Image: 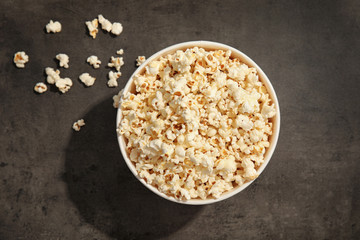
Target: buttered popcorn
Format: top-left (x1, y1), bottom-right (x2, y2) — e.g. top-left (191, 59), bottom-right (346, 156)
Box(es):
top-left (117, 47), bottom-right (276, 200)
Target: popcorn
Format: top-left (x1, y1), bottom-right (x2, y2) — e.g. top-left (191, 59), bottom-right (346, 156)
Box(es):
top-left (108, 56), bottom-right (124, 71)
top-left (111, 22), bottom-right (123, 35)
top-left (56, 53), bottom-right (69, 68)
top-left (45, 67), bottom-right (72, 93)
top-left (72, 119), bottom-right (85, 131)
top-left (85, 19), bottom-right (99, 39)
top-left (79, 73), bottom-right (96, 87)
top-left (87, 55), bottom-right (101, 68)
top-left (45, 67), bottom-right (61, 84)
top-left (118, 47), bottom-right (276, 200)
top-left (98, 14), bottom-right (112, 32)
top-left (34, 82), bottom-right (47, 93)
top-left (13, 51), bottom-right (29, 68)
top-left (45, 20), bottom-right (61, 33)
top-left (136, 56), bottom-right (146, 66)
top-left (107, 71), bottom-right (121, 87)
top-left (56, 77), bottom-right (73, 93)
top-left (116, 49), bottom-right (124, 55)
top-left (113, 89), bottom-right (124, 108)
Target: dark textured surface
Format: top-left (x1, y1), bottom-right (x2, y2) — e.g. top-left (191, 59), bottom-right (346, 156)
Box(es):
top-left (0, 0), bottom-right (359, 239)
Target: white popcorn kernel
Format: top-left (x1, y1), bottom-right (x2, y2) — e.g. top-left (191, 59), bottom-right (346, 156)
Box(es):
top-left (108, 56), bottom-right (124, 71)
top-left (107, 71), bottom-right (121, 87)
top-left (98, 14), bottom-right (112, 32)
top-left (34, 82), bottom-right (47, 94)
top-left (175, 146), bottom-right (186, 158)
top-left (241, 158), bottom-right (258, 180)
top-left (116, 49), bottom-right (124, 55)
top-left (72, 119), bottom-right (85, 131)
top-left (136, 56), bottom-right (146, 66)
top-left (45, 67), bottom-right (61, 84)
top-left (111, 22), bottom-right (123, 35)
top-left (45, 20), bottom-right (62, 33)
top-left (79, 73), bottom-right (96, 87)
top-left (207, 128), bottom-right (217, 137)
top-left (234, 115), bottom-right (253, 131)
top-left (55, 53), bottom-right (69, 68)
top-left (261, 104), bottom-right (276, 118)
top-left (87, 55), bottom-right (101, 68)
top-left (217, 156), bottom-right (237, 174)
top-left (55, 77), bottom-right (73, 93)
top-left (250, 129), bottom-right (263, 143)
top-left (85, 18), bottom-right (99, 39)
top-left (113, 89), bottom-right (124, 108)
top-left (13, 51), bottom-right (29, 68)
top-left (165, 129), bottom-right (176, 141)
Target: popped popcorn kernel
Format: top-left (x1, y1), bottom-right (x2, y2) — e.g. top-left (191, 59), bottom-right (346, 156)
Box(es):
top-left (136, 56), bottom-right (146, 66)
top-left (98, 14), bottom-right (112, 32)
top-left (34, 82), bottom-right (47, 94)
top-left (116, 49), bottom-right (124, 55)
top-left (107, 71), bottom-right (121, 87)
top-left (108, 56), bottom-right (124, 71)
top-left (87, 55), bottom-right (101, 68)
top-left (13, 51), bottom-right (29, 68)
top-left (56, 53), bottom-right (69, 68)
top-left (85, 19), bottom-right (99, 39)
top-left (72, 119), bottom-right (85, 131)
top-left (111, 22), bottom-right (123, 35)
top-left (55, 77), bottom-right (73, 93)
top-left (118, 47), bottom-right (276, 200)
top-left (79, 73), bottom-right (96, 87)
top-left (46, 20), bottom-right (61, 33)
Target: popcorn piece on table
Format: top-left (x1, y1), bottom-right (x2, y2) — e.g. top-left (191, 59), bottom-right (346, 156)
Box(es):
top-left (79, 73), bottom-right (96, 87)
top-left (98, 14), bottom-right (112, 32)
top-left (45, 67), bottom-right (61, 84)
top-left (56, 53), bottom-right (69, 68)
top-left (136, 56), bottom-right (146, 66)
top-left (108, 56), bottom-right (124, 71)
top-left (13, 51), bottom-right (29, 68)
top-left (85, 18), bottom-right (99, 39)
top-left (87, 55), bottom-right (101, 68)
top-left (107, 71), bottom-right (121, 87)
top-left (45, 20), bottom-right (62, 33)
top-left (111, 22), bottom-right (123, 35)
top-left (72, 119), bottom-right (85, 131)
top-left (116, 49), bottom-right (124, 55)
top-left (56, 77), bottom-right (73, 93)
top-left (113, 89), bottom-right (124, 108)
top-left (34, 82), bottom-right (47, 94)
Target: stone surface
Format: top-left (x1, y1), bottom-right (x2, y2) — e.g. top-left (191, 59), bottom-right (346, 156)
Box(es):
top-left (0, 0), bottom-right (359, 239)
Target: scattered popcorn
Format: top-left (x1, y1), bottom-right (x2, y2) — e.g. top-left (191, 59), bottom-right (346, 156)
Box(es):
top-left (45, 67), bottom-right (61, 84)
top-left (56, 53), bottom-right (69, 68)
top-left (34, 82), bottom-right (47, 93)
top-left (55, 77), bottom-right (73, 93)
top-left (72, 119), bottom-right (85, 131)
top-left (13, 51), bottom-right (29, 68)
top-left (107, 71), bottom-right (121, 87)
top-left (116, 49), bottom-right (124, 55)
top-left (136, 56), bottom-right (146, 66)
top-left (87, 55), bottom-right (101, 68)
top-left (111, 22), bottom-right (123, 35)
top-left (45, 20), bottom-right (62, 33)
top-left (118, 47), bottom-right (277, 200)
top-left (85, 18), bottom-right (99, 39)
top-left (113, 89), bottom-right (124, 108)
top-left (79, 73), bottom-right (96, 87)
top-left (45, 67), bottom-right (72, 93)
top-left (98, 14), bottom-right (112, 32)
top-left (108, 56), bottom-right (124, 71)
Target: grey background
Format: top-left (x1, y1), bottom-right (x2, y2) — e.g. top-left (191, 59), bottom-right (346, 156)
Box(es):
top-left (0, 0), bottom-right (359, 239)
